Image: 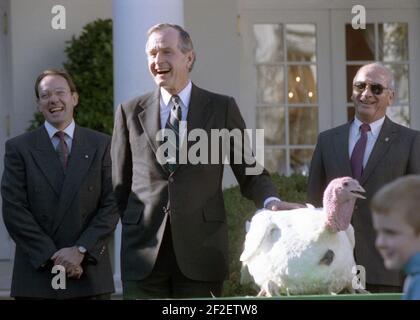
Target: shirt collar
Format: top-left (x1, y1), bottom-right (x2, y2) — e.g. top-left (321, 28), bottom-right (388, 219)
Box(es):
top-left (44, 119), bottom-right (75, 139)
top-left (353, 116), bottom-right (385, 138)
top-left (160, 81), bottom-right (192, 109)
top-left (404, 252), bottom-right (420, 275)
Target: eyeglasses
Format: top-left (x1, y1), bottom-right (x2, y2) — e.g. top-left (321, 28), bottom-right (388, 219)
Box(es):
top-left (38, 90), bottom-right (71, 101)
top-left (353, 82), bottom-right (390, 95)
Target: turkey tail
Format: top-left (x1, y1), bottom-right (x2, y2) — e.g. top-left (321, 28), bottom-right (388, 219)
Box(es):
top-left (240, 212), bottom-right (280, 262)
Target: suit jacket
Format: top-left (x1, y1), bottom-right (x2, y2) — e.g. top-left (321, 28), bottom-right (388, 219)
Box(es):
top-left (111, 84), bottom-right (278, 282)
top-left (1, 125), bottom-right (119, 298)
top-left (308, 116), bottom-right (420, 286)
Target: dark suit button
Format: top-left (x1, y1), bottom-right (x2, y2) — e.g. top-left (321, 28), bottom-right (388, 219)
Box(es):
top-left (169, 177), bottom-right (174, 183)
top-left (88, 186), bottom-right (94, 191)
top-left (40, 214), bottom-right (48, 221)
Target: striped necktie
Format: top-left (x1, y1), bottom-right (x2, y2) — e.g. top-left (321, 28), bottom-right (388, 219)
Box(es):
top-left (164, 95), bottom-right (182, 173)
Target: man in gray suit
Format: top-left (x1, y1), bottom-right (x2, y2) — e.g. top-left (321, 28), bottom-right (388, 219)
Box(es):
top-left (308, 63), bottom-right (420, 293)
top-left (1, 69), bottom-right (119, 299)
top-left (111, 23), bottom-right (304, 299)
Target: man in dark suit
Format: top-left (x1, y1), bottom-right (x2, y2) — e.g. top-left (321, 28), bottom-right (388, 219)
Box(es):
top-left (308, 63), bottom-right (420, 293)
top-left (111, 23), bottom-right (303, 299)
top-left (1, 69), bottom-right (119, 299)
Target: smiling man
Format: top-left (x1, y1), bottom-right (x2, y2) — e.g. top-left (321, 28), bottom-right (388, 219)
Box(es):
top-left (111, 23), bottom-right (304, 299)
top-left (1, 69), bottom-right (119, 299)
top-left (308, 63), bottom-right (420, 293)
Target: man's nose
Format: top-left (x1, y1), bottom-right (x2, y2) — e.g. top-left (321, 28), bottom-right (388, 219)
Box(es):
top-left (360, 85), bottom-right (373, 98)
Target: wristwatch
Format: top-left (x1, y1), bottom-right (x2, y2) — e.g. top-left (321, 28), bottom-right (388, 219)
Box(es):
top-left (77, 246), bottom-right (87, 254)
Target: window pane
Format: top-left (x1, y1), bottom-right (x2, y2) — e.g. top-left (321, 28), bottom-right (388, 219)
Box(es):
top-left (384, 64), bottom-right (409, 105)
top-left (288, 65), bottom-right (317, 104)
top-left (257, 65), bottom-right (285, 104)
top-left (254, 24), bottom-right (284, 63)
top-left (347, 64), bottom-right (362, 103)
top-left (379, 23), bottom-right (408, 61)
top-left (386, 106), bottom-right (410, 127)
top-left (289, 107), bottom-right (318, 145)
top-left (256, 107), bottom-right (285, 145)
top-left (264, 148), bottom-right (286, 175)
top-left (286, 24), bottom-right (316, 62)
top-left (346, 23), bottom-right (375, 61)
top-left (290, 149), bottom-right (313, 176)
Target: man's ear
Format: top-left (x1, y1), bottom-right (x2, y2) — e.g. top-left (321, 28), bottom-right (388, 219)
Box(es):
top-left (388, 90), bottom-right (395, 105)
top-left (72, 92), bottom-right (79, 106)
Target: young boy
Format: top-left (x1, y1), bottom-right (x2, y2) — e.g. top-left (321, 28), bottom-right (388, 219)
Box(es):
top-left (371, 175), bottom-right (420, 300)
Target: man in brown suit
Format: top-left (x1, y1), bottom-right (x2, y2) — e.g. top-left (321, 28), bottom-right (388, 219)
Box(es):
top-left (1, 69), bottom-right (119, 299)
top-left (111, 23), bottom-right (303, 299)
top-left (308, 63), bottom-right (420, 292)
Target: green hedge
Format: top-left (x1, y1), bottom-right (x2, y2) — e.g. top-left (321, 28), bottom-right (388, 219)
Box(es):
top-left (222, 173), bottom-right (308, 297)
top-left (29, 19), bottom-right (113, 134)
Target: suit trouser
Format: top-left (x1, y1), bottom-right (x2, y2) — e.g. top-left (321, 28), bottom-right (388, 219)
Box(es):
top-left (123, 219), bottom-right (223, 299)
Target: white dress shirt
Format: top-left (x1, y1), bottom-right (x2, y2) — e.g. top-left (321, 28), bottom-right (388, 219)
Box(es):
top-left (44, 119), bottom-right (75, 152)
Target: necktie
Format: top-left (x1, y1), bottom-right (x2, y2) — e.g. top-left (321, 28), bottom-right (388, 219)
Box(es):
top-left (55, 131), bottom-right (69, 169)
top-left (350, 123), bottom-right (371, 180)
top-left (164, 95), bottom-right (182, 173)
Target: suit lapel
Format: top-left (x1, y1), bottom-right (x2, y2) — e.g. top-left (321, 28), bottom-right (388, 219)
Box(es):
top-left (52, 126), bottom-right (96, 234)
top-left (178, 84), bottom-right (212, 173)
top-left (333, 122), bottom-right (353, 177)
top-left (137, 88), bottom-right (161, 155)
top-left (360, 117), bottom-right (398, 185)
top-left (31, 126), bottom-right (64, 197)
top-left (186, 84), bottom-right (212, 134)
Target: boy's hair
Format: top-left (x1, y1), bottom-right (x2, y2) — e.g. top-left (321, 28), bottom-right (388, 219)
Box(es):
top-left (371, 175), bottom-right (420, 234)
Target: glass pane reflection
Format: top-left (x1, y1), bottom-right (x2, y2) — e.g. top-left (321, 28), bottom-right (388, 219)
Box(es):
top-left (254, 24), bottom-right (284, 64)
top-left (288, 65), bottom-right (317, 104)
top-left (379, 23), bottom-right (408, 61)
top-left (257, 65), bottom-right (285, 104)
top-left (346, 23), bottom-right (375, 61)
top-left (290, 149), bottom-right (314, 176)
top-left (386, 106), bottom-right (410, 127)
top-left (286, 24), bottom-right (316, 62)
top-left (256, 107), bottom-right (285, 145)
top-left (264, 148), bottom-right (286, 175)
top-left (289, 107), bottom-right (318, 145)
top-left (384, 64), bottom-right (409, 105)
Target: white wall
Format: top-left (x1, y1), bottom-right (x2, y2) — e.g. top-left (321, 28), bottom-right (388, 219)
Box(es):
top-left (9, 0), bottom-right (112, 136)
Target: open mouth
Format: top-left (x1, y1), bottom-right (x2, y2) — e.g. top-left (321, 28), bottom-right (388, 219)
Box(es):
top-left (49, 106), bottom-right (64, 114)
top-left (156, 68), bottom-right (171, 75)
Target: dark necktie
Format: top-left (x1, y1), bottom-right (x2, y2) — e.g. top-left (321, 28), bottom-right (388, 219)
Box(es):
top-left (350, 123), bottom-right (371, 180)
top-left (55, 131), bottom-right (69, 169)
top-left (164, 95), bottom-right (182, 173)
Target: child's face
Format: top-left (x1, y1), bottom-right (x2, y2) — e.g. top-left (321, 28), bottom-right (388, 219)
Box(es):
top-left (372, 211), bottom-right (420, 270)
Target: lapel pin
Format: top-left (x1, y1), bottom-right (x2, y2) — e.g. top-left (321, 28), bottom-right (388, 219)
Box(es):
top-left (85, 155), bottom-right (89, 159)
top-left (384, 137), bottom-right (390, 142)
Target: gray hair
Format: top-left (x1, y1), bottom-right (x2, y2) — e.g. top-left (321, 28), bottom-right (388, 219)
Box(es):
top-left (354, 62), bottom-right (395, 90)
top-left (146, 23), bottom-right (196, 72)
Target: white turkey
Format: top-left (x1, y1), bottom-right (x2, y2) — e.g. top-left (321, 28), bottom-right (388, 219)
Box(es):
top-left (240, 177), bottom-right (366, 296)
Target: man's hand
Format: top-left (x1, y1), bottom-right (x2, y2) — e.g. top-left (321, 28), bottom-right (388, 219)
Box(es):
top-left (51, 246), bottom-right (85, 279)
top-left (264, 200), bottom-right (306, 211)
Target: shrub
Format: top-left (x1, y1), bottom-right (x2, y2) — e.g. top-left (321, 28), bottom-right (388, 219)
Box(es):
top-left (222, 173), bottom-right (308, 297)
top-left (28, 19), bottom-right (113, 134)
